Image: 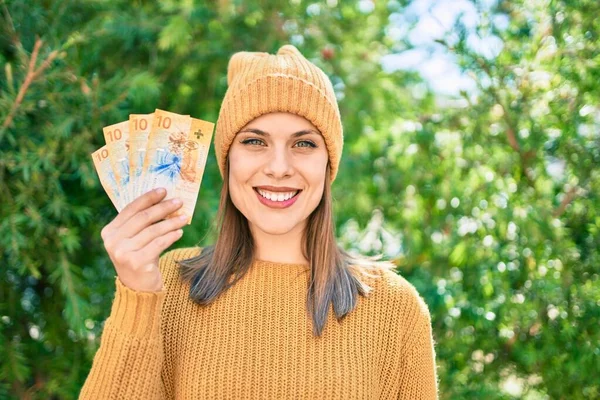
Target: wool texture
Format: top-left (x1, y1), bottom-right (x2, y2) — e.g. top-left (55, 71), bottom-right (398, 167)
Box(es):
top-left (80, 247), bottom-right (439, 399)
top-left (214, 44), bottom-right (344, 182)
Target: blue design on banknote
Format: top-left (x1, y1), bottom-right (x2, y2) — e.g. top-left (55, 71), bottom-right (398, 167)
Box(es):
top-left (135, 151), bottom-right (145, 178)
top-left (107, 170), bottom-right (121, 202)
top-left (150, 151), bottom-right (182, 182)
top-left (118, 159), bottom-right (130, 187)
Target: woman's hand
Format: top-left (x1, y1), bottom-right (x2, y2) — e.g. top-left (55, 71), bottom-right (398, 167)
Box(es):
top-left (100, 188), bottom-right (188, 292)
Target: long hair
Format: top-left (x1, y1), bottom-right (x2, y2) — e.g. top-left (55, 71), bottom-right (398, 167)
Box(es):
top-left (178, 161), bottom-right (396, 337)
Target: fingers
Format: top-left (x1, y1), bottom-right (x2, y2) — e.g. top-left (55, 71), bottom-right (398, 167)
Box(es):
top-left (118, 197), bottom-right (184, 239)
top-left (132, 228), bottom-right (184, 271)
top-left (130, 213), bottom-right (189, 250)
top-left (103, 188), bottom-right (167, 236)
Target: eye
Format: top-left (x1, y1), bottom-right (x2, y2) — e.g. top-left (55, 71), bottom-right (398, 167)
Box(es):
top-left (240, 138), bottom-right (317, 148)
top-left (240, 138), bottom-right (264, 146)
top-left (295, 140), bottom-right (317, 148)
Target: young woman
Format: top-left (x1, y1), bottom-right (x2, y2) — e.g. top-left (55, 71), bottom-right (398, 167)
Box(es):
top-left (80, 45), bottom-right (438, 399)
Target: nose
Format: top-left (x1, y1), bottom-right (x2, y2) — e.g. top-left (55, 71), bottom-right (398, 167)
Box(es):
top-left (263, 145), bottom-right (294, 178)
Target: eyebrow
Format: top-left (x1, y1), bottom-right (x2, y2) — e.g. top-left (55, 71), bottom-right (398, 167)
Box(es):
top-left (239, 128), bottom-right (320, 138)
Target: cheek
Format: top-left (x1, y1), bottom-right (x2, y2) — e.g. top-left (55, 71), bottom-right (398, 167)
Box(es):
top-left (302, 158), bottom-right (327, 206)
top-left (227, 152), bottom-right (247, 205)
top-left (229, 147), bottom-right (261, 175)
top-left (228, 172), bottom-right (253, 221)
top-left (305, 155), bottom-right (328, 185)
top-left (228, 149), bottom-right (251, 183)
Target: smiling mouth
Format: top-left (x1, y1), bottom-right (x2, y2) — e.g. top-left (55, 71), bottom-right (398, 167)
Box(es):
top-left (253, 187), bottom-right (302, 202)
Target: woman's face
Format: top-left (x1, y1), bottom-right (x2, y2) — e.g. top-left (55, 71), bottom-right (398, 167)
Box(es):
top-left (228, 112), bottom-right (328, 236)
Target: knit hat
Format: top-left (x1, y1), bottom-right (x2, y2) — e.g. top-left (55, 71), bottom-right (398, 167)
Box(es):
top-left (214, 44), bottom-right (344, 182)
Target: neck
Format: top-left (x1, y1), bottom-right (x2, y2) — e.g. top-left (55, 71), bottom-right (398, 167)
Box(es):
top-left (250, 222), bottom-right (308, 265)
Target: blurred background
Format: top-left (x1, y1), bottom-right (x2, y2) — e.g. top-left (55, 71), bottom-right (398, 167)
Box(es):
top-left (1, 0), bottom-right (599, 398)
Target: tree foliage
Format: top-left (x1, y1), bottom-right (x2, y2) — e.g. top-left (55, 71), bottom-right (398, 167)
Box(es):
top-left (0, 0), bottom-right (598, 398)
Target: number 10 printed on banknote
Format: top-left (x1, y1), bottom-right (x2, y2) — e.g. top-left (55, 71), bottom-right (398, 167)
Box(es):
top-left (91, 109), bottom-right (214, 224)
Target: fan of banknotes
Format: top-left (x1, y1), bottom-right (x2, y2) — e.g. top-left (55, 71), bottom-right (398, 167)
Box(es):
top-left (91, 109), bottom-right (215, 224)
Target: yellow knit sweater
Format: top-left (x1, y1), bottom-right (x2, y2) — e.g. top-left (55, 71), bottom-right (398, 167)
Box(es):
top-left (79, 247), bottom-right (438, 399)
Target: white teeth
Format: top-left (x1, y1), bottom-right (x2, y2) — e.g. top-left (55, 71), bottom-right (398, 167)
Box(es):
top-left (257, 189), bottom-right (299, 202)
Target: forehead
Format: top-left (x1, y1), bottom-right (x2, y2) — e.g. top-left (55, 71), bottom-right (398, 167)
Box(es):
top-left (241, 112), bottom-right (320, 135)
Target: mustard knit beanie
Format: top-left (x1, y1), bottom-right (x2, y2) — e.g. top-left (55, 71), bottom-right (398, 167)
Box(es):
top-left (214, 44), bottom-right (344, 182)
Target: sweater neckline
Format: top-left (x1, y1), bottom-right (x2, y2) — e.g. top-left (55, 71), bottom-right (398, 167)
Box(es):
top-left (252, 259), bottom-right (309, 269)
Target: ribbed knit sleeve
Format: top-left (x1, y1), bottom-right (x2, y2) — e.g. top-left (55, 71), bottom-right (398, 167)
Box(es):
top-left (78, 275), bottom-right (167, 399)
top-left (396, 311), bottom-right (438, 399)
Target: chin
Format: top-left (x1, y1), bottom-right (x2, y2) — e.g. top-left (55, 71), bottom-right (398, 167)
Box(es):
top-left (255, 222), bottom-right (298, 236)
top-left (251, 216), bottom-right (305, 236)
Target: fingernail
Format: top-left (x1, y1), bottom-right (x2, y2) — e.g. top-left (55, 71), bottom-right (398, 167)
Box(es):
top-left (155, 187), bottom-right (166, 195)
top-left (179, 214), bottom-right (188, 221)
top-left (171, 198), bottom-right (182, 205)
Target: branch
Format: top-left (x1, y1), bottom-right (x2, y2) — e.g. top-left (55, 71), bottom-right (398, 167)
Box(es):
top-left (473, 58), bottom-right (522, 151)
top-left (1, 38), bottom-right (60, 130)
top-left (469, 56), bottom-right (538, 185)
top-left (99, 89), bottom-right (129, 113)
top-left (552, 185), bottom-right (580, 218)
top-left (505, 126), bottom-right (520, 152)
top-left (1, 3), bottom-right (18, 45)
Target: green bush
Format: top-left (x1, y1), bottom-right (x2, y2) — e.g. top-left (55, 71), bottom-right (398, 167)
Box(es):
top-left (1, 1), bottom-right (598, 398)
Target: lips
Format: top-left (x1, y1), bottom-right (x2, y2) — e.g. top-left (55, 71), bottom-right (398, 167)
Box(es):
top-left (253, 187), bottom-right (301, 209)
top-left (255, 188), bottom-right (299, 201)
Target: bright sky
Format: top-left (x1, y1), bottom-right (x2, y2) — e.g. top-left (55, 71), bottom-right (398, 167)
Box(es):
top-left (380, 0), bottom-right (507, 97)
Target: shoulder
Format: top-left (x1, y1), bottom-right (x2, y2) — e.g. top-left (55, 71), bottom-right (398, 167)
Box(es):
top-left (358, 265), bottom-right (433, 340)
top-left (381, 268), bottom-right (432, 322)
